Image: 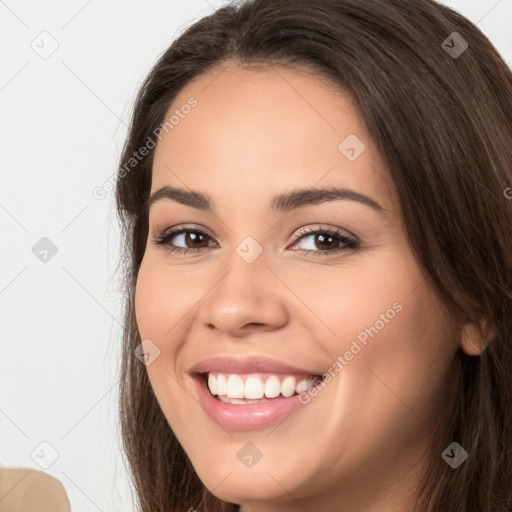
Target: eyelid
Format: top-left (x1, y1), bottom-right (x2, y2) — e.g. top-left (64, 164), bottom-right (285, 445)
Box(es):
top-left (153, 223), bottom-right (217, 242)
top-left (294, 223), bottom-right (357, 240)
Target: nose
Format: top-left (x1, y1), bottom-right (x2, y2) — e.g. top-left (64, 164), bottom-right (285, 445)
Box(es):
top-left (196, 245), bottom-right (289, 336)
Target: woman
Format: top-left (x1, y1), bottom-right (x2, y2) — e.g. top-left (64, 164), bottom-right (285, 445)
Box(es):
top-left (115, 0), bottom-right (512, 511)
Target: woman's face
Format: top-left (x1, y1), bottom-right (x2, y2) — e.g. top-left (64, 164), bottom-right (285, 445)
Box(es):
top-left (135, 64), bottom-right (461, 510)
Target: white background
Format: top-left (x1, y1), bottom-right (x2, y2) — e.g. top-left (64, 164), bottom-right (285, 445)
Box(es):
top-left (1, 1), bottom-right (511, 511)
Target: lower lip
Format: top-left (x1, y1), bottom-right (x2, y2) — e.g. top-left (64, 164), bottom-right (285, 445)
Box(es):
top-left (193, 374), bottom-right (312, 431)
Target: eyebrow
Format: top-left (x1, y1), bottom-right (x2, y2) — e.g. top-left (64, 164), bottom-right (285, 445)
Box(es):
top-left (146, 185), bottom-right (387, 216)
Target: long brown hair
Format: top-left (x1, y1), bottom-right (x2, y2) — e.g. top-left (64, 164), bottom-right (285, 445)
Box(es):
top-left (115, 1), bottom-right (512, 510)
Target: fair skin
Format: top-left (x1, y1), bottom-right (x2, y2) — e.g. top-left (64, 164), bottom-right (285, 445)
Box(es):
top-left (134, 63), bottom-right (485, 512)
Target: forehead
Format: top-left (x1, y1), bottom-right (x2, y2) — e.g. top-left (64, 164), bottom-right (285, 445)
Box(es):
top-left (151, 64), bottom-right (397, 214)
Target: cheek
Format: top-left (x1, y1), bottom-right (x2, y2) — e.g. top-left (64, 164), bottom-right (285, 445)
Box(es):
top-left (280, 252), bottom-right (416, 352)
top-left (134, 261), bottom-right (184, 387)
top-left (134, 259), bottom-right (192, 341)
top-left (301, 249), bottom-right (457, 430)
top-left (360, 281), bottom-right (456, 375)
top-left (331, 277), bottom-right (458, 438)
top-left (134, 260), bottom-right (193, 426)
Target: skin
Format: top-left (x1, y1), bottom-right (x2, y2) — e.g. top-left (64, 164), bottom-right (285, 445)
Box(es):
top-left (134, 63), bottom-right (485, 512)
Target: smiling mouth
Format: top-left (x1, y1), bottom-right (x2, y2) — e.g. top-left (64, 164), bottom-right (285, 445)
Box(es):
top-left (201, 372), bottom-right (322, 404)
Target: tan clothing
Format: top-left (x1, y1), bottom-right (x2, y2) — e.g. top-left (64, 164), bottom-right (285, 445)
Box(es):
top-left (0, 467), bottom-right (71, 512)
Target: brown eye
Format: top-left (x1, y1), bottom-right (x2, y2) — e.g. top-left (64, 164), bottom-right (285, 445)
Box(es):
top-left (178, 231), bottom-right (210, 248)
top-left (152, 227), bottom-right (217, 254)
top-left (289, 226), bottom-right (359, 256)
top-left (152, 224), bottom-right (359, 256)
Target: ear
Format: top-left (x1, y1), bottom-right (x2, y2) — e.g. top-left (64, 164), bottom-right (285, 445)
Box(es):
top-left (459, 317), bottom-right (497, 356)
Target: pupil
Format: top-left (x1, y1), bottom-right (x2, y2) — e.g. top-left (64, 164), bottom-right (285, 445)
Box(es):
top-left (317, 234), bottom-right (336, 250)
top-left (187, 232), bottom-right (207, 248)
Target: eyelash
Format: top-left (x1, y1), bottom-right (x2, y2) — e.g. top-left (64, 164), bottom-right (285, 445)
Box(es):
top-left (151, 224), bottom-right (359, 257)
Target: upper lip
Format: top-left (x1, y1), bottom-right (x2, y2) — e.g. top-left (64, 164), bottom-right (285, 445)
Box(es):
top-left (190, 356), bottom-right (322, 376)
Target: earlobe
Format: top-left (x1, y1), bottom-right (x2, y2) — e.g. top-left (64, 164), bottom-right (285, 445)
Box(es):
top-left (459, 318), bottom-right (496, 356)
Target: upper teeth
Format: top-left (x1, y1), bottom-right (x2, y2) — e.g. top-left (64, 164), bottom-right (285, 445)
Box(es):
top-left (206, 373), bottom-right (319, 399)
